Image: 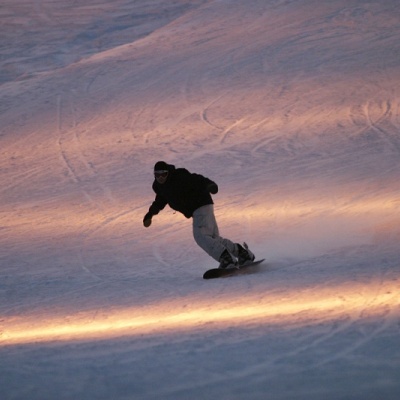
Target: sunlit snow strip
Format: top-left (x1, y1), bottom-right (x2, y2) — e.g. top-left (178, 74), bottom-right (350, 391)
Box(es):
top-left (2, 194), bottom-right (398, 236)
top-left (2, 283), bottom-right (399, 345)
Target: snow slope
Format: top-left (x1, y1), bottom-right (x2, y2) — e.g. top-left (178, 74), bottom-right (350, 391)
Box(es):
top-left (1, 0), bottom-right (400, 399)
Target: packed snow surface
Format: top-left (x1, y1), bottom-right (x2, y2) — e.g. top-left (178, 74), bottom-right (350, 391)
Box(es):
top-left (1, 0), bottom-right (400, 399)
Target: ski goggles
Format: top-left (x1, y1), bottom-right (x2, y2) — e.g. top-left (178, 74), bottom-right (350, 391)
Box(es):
top-left (154, 170), bottom-right (169, 178)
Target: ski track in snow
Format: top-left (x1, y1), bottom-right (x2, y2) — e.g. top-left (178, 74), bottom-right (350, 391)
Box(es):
top-left (1, 0), bottom-right (400, 399)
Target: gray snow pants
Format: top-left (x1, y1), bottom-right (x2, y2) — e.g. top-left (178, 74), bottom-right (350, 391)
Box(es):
top-left (192, 204), bottom-right (238, 262)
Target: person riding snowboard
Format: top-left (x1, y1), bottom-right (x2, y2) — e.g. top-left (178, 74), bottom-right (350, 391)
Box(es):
top-left (143, 161), bottom-right (255, 269)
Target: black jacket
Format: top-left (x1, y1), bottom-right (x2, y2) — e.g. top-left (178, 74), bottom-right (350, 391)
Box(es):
top-left (148, 164), bottom-right (217, 218)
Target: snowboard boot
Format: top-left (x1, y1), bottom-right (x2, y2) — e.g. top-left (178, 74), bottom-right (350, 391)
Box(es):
top-left (237, 242), bottom-right (255, 266)
top-left (218, 249), bottom-right (236, 269)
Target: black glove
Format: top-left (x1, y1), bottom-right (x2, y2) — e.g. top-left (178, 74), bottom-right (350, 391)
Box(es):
top-left (208, 183), bottom-right (218, 194)
top-left (143, 212), bottom-right (153, 227)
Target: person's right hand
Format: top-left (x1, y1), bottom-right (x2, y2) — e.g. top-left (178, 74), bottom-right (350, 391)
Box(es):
top-left (143, 212), bottom-right (152, 227)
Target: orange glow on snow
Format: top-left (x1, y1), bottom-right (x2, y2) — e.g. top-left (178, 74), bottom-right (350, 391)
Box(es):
top-left (2, 281), bottom-right (399, 346)
top-left (1, 193), bottom-right (398, 243)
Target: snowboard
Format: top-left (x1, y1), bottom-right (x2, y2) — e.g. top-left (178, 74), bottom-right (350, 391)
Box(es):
top-left (203, 259), bottom-right (265, 280)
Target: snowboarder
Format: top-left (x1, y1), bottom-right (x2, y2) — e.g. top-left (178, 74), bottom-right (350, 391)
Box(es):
top-left (143, 161), bottom-right (255, 269)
